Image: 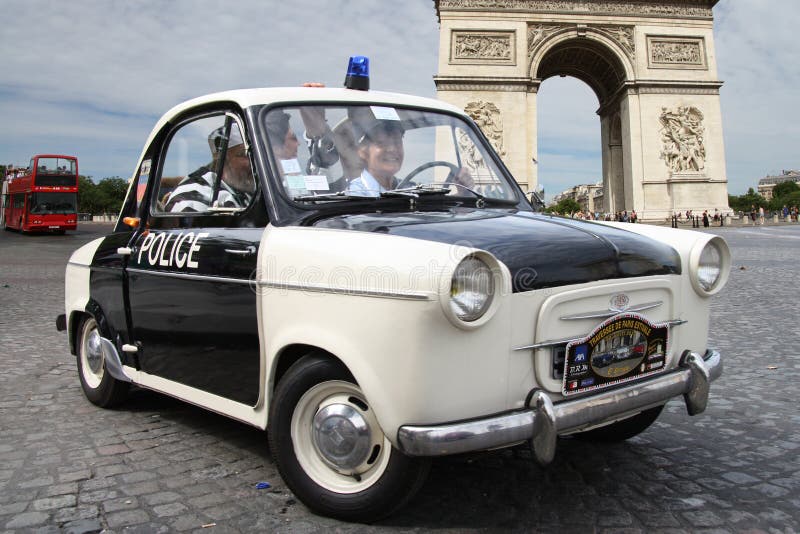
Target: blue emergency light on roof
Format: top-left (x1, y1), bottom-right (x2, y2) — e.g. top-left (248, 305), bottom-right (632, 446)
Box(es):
top-left (344, 56), bottom-right (369, 91)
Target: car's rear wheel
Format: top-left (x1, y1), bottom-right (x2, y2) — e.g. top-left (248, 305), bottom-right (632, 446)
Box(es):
top-left (76, 316), bottom-right (129, 407)
top-left (573, 405), bottom-right (664, 442)
top-left (268, 354), bottom-right (430, 523)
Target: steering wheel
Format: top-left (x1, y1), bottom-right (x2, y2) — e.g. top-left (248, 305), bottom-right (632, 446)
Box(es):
top-left (397, 161), bottom-right (460, 189)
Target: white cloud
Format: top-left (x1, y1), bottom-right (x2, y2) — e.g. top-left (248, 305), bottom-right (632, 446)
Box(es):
top-left (1, 0), bottom-right (796, 195)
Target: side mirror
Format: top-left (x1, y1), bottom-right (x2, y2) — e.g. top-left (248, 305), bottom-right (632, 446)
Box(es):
top-left (528, 191), bottom-right (545, 210)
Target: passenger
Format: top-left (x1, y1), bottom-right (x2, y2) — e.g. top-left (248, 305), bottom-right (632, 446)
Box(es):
top-left (266, 111), bottom-right (300, 171)
top-left (166, 126), bottom-right (255, 213)
top-left (265, 99), bottom-right (341, 194)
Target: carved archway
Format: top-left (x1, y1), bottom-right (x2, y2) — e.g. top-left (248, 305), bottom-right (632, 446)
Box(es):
top-left (529, 26), bottom-right (634, 98)
top-left (433, 0), bottom-right (730, 220)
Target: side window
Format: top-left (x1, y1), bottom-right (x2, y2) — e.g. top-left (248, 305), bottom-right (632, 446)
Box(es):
top-left (154, 114), bottom-right (256, 214)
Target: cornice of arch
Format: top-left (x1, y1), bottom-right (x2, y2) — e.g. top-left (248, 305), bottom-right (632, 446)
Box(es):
top-left (596, 79), bottom-right (723, 116)
top-left (434, 1), bottom-right (718, 22)
top-left (433, 75), bottom-right (539, 92)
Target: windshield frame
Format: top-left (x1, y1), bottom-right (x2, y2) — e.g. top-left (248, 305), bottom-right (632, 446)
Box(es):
top-left (251, 101), bottom-right (532, 225)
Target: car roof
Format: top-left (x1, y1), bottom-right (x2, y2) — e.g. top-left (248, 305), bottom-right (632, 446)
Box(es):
top-left (157, 87), bottom-right (465, 129)
top-left (131, 87), bottom-right (469, 183)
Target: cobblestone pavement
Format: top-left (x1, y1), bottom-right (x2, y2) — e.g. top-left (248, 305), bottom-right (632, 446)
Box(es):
top-left (1, 222), bottom-right (798, 533)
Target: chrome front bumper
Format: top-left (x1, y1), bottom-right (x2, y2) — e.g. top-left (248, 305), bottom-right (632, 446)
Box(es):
top-left (397, 349), bottom-right (721, 464)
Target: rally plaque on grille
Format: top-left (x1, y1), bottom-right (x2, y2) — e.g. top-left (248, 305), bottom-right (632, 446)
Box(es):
top-left (562, 313), bottom-right (669, 396)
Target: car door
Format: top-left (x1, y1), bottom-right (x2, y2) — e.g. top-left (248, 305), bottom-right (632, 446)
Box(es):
top-left (126, 111), bottom-right (267, 406)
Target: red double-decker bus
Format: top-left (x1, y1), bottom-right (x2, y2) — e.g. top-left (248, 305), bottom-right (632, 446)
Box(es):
top-left (1, 155), bottom-right (79, 234)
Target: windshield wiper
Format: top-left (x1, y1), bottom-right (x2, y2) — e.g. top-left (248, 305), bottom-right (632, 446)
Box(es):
top-left (293, 191), bottom-right (379, 202)
top-left (381, 184), bottom-right (452, 198)
top-left (384, 182), bottom-right (490, 200)
top-left (382, 183), bottom-right (519, 208)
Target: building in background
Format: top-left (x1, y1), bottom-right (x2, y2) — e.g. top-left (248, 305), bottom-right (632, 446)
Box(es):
top-left (553, 182), bottom-right (604, 213)
top-left (757, 170), bottom-right (800, 200)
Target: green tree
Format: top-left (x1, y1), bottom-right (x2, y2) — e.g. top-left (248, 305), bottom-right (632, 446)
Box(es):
top-left (95, 177), bottom-right (128, 214)
top-left (728, 187), bottom-right (766, 214)
top-left (77, 176), bottom-right (129, 215)
top-left (779, 191), bottom-right (800, 210)
top-left (77, 175), bottom-right (98, 214)
top-left (772, 180), bottom-right (800, 199)
top-left (544, 198), bottom-right (582, 215)
top-left (768, 180), bottom-right (800, 212)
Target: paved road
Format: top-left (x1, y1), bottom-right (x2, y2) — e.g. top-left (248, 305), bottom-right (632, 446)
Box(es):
top-left (1, 222), bottom-right (798, 533)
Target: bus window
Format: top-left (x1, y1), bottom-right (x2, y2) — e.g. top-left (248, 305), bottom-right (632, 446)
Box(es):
top-left (29, 192), bottom-right (77, 215)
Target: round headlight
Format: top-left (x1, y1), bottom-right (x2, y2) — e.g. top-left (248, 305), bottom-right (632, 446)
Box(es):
top-left (450, 256), bottom-right (494, 322)
top-left (697, 241), bottom-right (722, 291)
top-left (690, 236), bottom-right (730, 296)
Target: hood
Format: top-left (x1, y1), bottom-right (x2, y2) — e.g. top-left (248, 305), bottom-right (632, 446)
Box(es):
top-left (313, 209), bottom-right (681, 292)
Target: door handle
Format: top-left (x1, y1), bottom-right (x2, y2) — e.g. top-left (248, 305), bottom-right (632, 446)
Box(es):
top-left (225, 245), bottom-right (256, 256)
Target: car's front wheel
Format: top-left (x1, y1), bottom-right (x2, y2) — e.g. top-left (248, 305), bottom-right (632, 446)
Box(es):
top-left (76, 316), bottom-right (129, 407)
top-left (268, 354), bottom-right (430, 523)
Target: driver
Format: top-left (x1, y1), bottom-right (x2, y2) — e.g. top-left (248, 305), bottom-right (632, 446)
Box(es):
top-left (346, 117), bottom-right (474, 197)
top-left (346, 120), bottom-right (405, 196)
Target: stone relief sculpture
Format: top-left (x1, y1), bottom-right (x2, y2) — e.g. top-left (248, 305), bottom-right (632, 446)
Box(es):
top-left (659, 106), bottom-right (706, 173)
top-left (454, 33), bottom-right (512, 60)
top-left (464, 101), bottom-right (506, 158)
top-left (596, 25), bottom-right (635, 59)
top-left (457, 129), bottom-right (486, 174)
top-left (650, 40), bottom-right (704, 66)
top-left (527, 23), bottom-right (564, 56)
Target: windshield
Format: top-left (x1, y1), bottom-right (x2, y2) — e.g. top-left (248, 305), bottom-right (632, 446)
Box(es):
top-left (261, 105), bottom-right (519, 204)
top-left (35, 158), bottom-right (76, 176)
top-left (29, 192), bottom-right (77, 214)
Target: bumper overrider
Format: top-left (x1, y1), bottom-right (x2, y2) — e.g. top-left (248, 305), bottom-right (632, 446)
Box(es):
top-left (397, 349), bottom-right (721, 464)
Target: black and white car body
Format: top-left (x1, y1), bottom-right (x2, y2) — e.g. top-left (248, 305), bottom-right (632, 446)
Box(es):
top-left (60, 71), bottom-right (729, 522)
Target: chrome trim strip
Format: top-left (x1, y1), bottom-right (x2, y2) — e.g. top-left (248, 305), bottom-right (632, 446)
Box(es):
top-left (397, 349), bottom-right (721, 459)
top-left (513, 319), bottom-right (687, 351)
top-left (560, 301), bottom-right (663, 321)
top-left (256, 281), bottom-right (433, 301)
top-left (126, 268), bottom-right (251, 286)
top-left (120, 268), bottom-right (432, 300)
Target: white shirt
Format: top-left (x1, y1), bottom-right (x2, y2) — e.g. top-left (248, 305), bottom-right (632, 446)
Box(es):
top-left (345, 170), bottom-right (396, 197)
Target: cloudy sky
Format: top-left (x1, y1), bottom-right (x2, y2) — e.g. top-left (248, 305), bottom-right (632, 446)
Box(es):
top-left (1, 0), bottom-right (797, 199)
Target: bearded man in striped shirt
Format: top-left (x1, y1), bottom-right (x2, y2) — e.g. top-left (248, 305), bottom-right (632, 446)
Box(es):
top-left (166, 126), bottom-right (255, 213)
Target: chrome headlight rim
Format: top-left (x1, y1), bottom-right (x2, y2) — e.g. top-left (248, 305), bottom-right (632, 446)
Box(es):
top-left (441, 251), bottom-right (504, 330)
top-left (689, 235), bottom-right (730, 297)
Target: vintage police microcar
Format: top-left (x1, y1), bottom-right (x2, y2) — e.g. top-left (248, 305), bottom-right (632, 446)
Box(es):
top-left (59, 59), bottom-right (729, 522)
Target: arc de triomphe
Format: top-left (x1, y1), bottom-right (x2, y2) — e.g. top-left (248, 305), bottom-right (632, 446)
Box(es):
top-left (434, 0), bottom-right (730, 219)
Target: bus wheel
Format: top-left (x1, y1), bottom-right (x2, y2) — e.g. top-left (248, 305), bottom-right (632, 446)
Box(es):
top-left (76, 316), bottom-right (129, 407)
top-left (268, 354), bottom-right (430, 523)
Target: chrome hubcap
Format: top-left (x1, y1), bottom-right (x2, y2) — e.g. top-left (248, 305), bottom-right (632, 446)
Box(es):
top-left (313, 403), bottom-right (371, 471)
top-left (291, 380), bottom-right (391, 493)
top-left (86, 330), bottom-right (104, 374)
